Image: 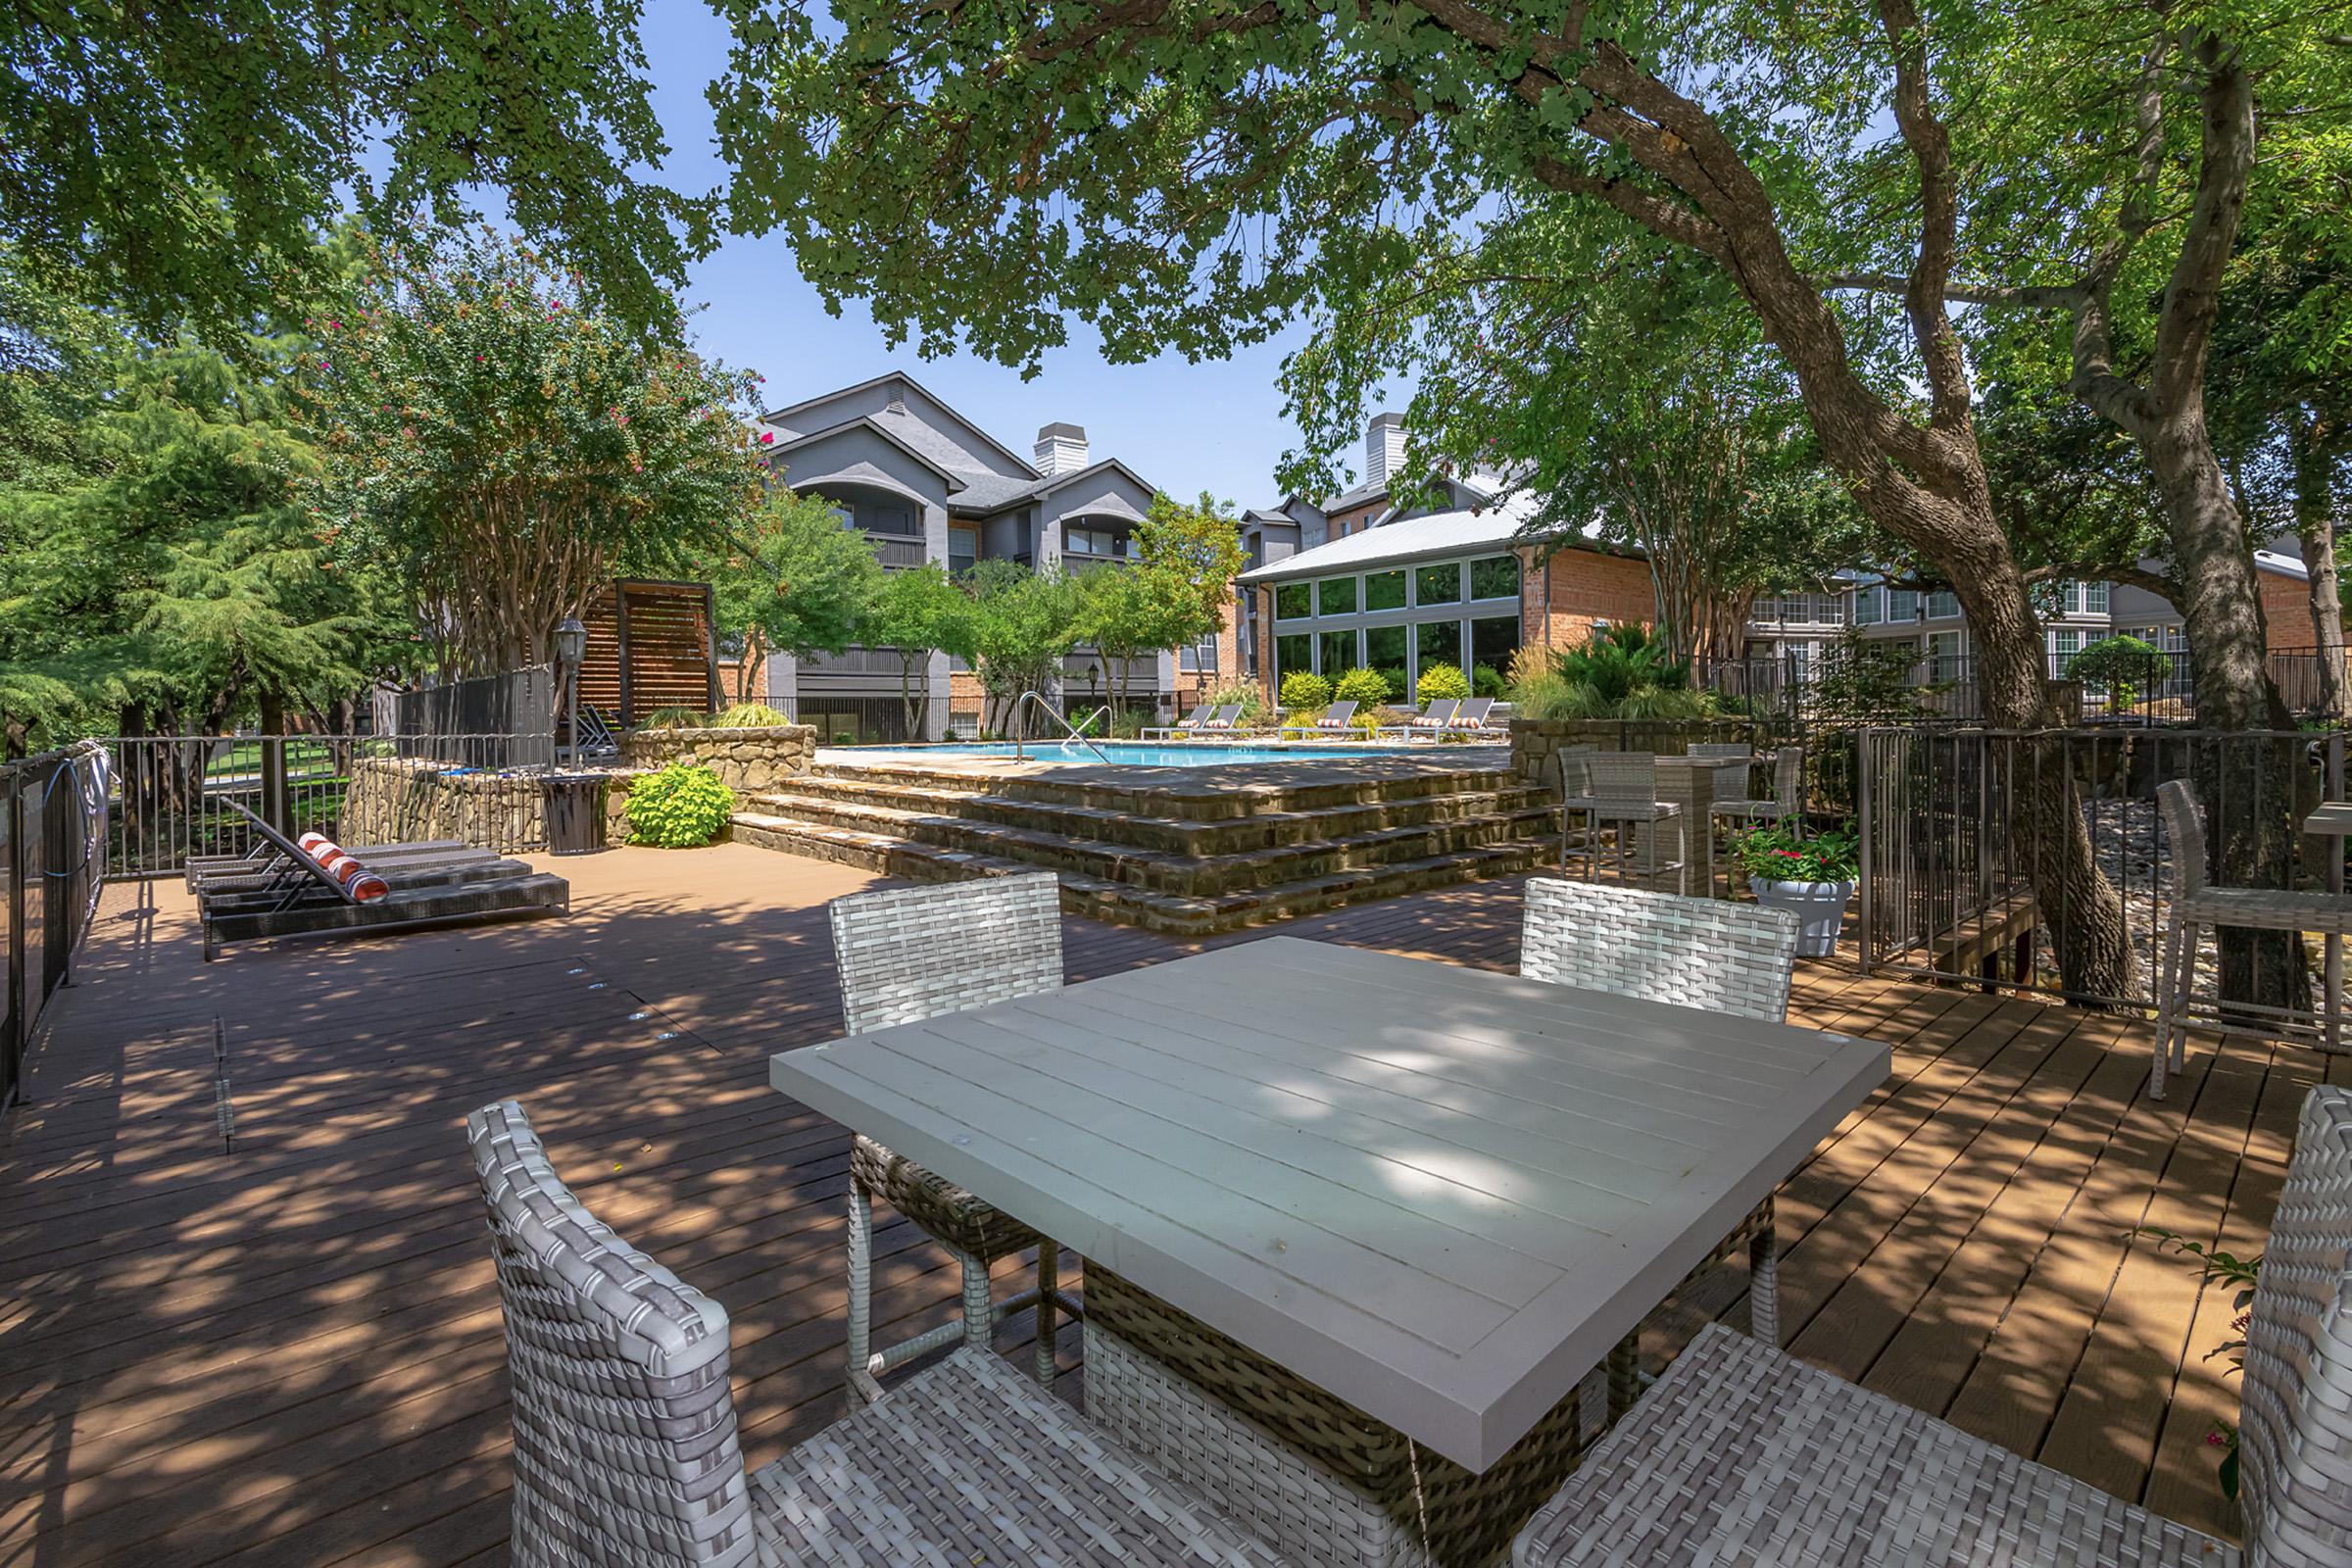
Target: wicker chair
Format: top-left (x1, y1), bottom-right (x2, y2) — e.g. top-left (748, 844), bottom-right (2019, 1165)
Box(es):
top-left (468, 1101), bottom-right (1294, 1568)
top-left (828, 873), bottom-right (1083, 1400)
top-left (1685, 743), bottom-right (1751, 760)
top-left (2153, 781), bottom-right (2352, 1100)
top-left (1521, 877), bottom-right (1799, 1346)
top-left (1514, 1084), bottom-right (2352, 1567)
top-left (1708, 747), bottom-right (1802, 830)
top-left (1557, 753), bottom-right (1689, 894)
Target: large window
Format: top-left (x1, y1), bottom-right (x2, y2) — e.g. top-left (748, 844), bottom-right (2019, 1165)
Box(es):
top-left (1415, 619), bottom-right (1462, 680)
top-left (1853, 588), bottom-right (1882, 625)
top-left (1319, 628), bottom-right (1357, 675)
top-left (1275, 581), bottom-right (1313, 620)
top-left (1470, 616), bottom-right (1521, 693)
top-left (1365, 569), bottom-right (1407, 612)
top-left (949, 525), bottom-right (977, 576)
top-left (1318, 576), bottom-right (1357, 616)
top-left (1275, 633), bottom-right (1312, 679)
top-left (1927, 591), bottom-right (1959, 619)
top-left (1365, 625), bottom-right (1408, 702)
top-left (1416, 563), bottom-right (1462, 606)
top-left (1065, 525), bottom-right (1129, 557)
top-left (1887, 589), bottom-right (1919, 622)
top-left (1179, 635), bottom-right (1217, 673)
top-left (1469, 555), bottom-right (1520, 601)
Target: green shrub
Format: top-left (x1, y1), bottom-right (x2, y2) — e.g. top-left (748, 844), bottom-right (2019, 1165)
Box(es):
top-left (1331, 666), bottom-right (1392, 709)
top-left (1279, 670), bottom-right (1334, 711)
top-left (710, 702), bottom-right (795, 728)
top-left (1471, 662), bottom-right (1507, 699)
top-left (1415, 662), bottom-right (1471, 704)
top-left (1730, 824), bottom-right (1858, 884)
top-left (2068, 634), bottom-right (2165, 711)
top-left (623, 762), bottom-right (736, 848)
top-left (641, 704), bottom-right (707, 730)
top-left (1201, 676), bottom-right (1272, 726)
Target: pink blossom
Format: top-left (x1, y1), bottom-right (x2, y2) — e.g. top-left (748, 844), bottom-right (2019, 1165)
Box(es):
top-left (759, 431), bottom-right (774, 444)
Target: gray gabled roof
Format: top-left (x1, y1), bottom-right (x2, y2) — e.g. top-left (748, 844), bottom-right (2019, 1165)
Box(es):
top-left (759, 371), bottom-right (1042, 479)
top-left (944, 457), bottom-right (1159, 518)
top-left (761, 417), bottom-right (968, 494)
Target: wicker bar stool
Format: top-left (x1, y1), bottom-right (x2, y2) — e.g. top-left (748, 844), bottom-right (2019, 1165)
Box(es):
top-left (2153, 780), bottom-right (2352, 1100)
top-left (468, 1101), bottom-right (1295, 1568)
top-left (1514, 1085), bottom-right (2352, 1567)
top-left (1708, 747), bottom-right (1802, 833)
top-left (828, 873), bottom-right (1084, 1400)
top-left (1558, 753), bottom-right (1688, 894)
top-left (1548, 745), bottom-right (1602, 872)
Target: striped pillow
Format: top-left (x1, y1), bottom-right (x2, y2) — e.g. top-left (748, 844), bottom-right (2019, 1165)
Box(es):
top-left (302, 835), bottom-right (392, 904)
top-left (1316, 715), bottom-right (1346, 729)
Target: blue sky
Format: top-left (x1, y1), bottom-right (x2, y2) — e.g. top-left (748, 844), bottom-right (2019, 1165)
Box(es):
top-left (638, 0), bottom-right (1365, 509)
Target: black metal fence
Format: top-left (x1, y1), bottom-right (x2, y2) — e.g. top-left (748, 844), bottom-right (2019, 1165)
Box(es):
top-left (3, 742), bottom-right (108, 1109)
top-left (1706, 647), bottom-right (2349, 725)
top-left (1856, 726), bottom-right (2348, 1018)
top-left (98, 732), bottom-right (549, 878)
top-left (389, 667), bottom-right (556, 770)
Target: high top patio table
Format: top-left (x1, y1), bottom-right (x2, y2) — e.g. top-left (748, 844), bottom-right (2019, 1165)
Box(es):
top-left (771, 935), bottom-right (1887, 1566)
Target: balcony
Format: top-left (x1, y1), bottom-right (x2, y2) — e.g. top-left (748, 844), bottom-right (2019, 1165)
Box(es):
top-left (865, 534), bottom-right (928, 569)
top-left (797, 645), bottom-right (914, 683)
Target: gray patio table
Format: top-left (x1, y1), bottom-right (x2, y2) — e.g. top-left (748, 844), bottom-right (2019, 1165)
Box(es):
top-left (770, 935), bottom-right (1888, 1566)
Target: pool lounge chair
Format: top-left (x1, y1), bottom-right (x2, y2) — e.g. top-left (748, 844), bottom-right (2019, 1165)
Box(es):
top-left (1447, 696), bottom-right (1502, 736)
top-left (199, 801), bottom-right (566, 960)
top-left (1399, 698), bottom-right (1460, 740)
top-left (184, 835), bottom-right (481, 894)
top-left (193, 839), bottom-right (514, 909)
top-left (1278, 700), bottom-right (1358, 740)
top-left (1143, 703), bottom-right (1213, 741)
top-left (1194, 703), bottom-right (1245, 736)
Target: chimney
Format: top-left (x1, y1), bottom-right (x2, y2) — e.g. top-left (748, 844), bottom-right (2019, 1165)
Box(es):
top-left (1035, 421), bottom-right (1089, 475)
top-left (1365, 413), bottom-right (1407, 488)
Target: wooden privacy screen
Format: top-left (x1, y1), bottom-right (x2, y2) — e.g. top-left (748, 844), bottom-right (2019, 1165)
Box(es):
top-left (576, 580), bottom-right (721, 726)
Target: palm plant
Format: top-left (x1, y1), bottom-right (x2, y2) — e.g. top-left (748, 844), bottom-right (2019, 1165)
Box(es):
top-left (1511, 625), bottom-right (1712, 720)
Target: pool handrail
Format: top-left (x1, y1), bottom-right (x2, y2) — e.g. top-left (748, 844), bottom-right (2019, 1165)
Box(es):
top-left (1009, 691), bottom-right (1114, 765)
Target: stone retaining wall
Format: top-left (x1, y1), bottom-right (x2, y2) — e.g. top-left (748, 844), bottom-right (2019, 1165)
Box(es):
top-left (617, 724), bottom-right (816, 795)
top-left (343, 757), bottom-right (553, 851)
top-left (1510, 718), bottom-right (1774, 791)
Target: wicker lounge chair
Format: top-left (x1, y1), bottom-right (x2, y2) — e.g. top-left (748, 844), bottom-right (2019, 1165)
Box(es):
top-left (467, 1100), bottom-right (1294, 1568)
top-left (2153, 779), bottom-right (2352, 1099)
top-left (1514, 1083), bottom-right (2352, 1567)
top-left (1145, 703), bottom-right (1214, 741)
top-left (183, 835), bottom-right (472, 892)
top-left (1558, 753), bottom-right (1689, 894)
top-left (198, 802), bottom-right (566, 960)
top-left (1277, 700), bottom-right (1357, 740)
top-left (1521, 876), bottom-right (1799, 1347)
top-left (829, 873), bottom-right (1085, 1400)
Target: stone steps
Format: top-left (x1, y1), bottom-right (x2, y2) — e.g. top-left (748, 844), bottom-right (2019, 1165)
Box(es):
top-left (770, 769), bottom-right (1551, 857)
top-left (729, 811), bottom-right (1551, 936)
top-left (741, 787), bottom-right (1554, 897)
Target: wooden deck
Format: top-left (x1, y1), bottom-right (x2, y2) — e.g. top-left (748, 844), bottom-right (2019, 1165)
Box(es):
top-left (1, 843), bottom-right (2329, 1564)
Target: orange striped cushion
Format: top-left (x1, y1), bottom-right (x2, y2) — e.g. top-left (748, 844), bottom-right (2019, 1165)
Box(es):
top-left (302, 835), bottom-right (390, 902)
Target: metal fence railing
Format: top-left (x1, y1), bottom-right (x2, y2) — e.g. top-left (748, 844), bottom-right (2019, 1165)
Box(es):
top-left (388, 668), bottom-right (556, 770)
top-left (1856, 726), bottom-right (2349, 1022)
top-left (1707, 646), bottom-right (2351, 725)
top-left (99, 731), bottom-right (550, 878)
top-left (3, 741), bottom-right (108, 1109)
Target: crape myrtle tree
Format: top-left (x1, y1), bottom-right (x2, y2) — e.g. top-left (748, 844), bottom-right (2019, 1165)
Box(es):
top-left (2, 0), bottom-right (704, 337)
top-left (1077, 492), bottom-right (1250, 713)
top-left (662, 485), bottom-right (883, 704)
top-left (309, 229), bottom-right (770, 680)
top-left (859, 561), bottom-right (967, 737)
top-left (957, 560), bottom-right (1086, 738)
top-left (709, 0), bottom-right (2352, 997)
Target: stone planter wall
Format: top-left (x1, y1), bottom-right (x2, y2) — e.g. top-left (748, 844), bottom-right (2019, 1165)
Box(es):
top-left (1510, 718), bottom-right (1775, 792)
top-left (343, 757), bottom-right (553, 851)
top-left (616, 724), bottom-right (816, 796)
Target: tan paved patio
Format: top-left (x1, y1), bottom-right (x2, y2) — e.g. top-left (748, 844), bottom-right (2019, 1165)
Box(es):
top-left (1, 842), bottom-right (2328, 1564)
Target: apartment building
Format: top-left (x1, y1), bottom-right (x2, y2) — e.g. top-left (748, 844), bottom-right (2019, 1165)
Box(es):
top-left (752, 374), bottom-right (1172, 741)
top-left (1232, 416), bottom-right (1653, 703)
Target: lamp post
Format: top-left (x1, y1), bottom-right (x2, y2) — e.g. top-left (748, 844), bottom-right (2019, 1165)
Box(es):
top-left (554, 616), bottom-right (588, 768)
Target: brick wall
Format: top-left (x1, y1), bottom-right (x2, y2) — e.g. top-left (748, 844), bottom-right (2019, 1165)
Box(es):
top-left (1522, 546), bottom-right (1655, 655)
top-left (2260, 568), bottom-right (2328, 652)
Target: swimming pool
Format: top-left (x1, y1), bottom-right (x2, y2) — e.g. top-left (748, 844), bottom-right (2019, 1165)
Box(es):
top-left (857, 742), bottom-right (1432, 767)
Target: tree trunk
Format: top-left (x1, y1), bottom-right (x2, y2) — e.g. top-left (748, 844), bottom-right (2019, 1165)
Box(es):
top-left (2288, 410), bottom-right (2346, 721)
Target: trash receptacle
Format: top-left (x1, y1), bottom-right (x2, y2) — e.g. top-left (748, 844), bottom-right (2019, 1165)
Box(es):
top-left (541, 773), bottom-right (608, 856)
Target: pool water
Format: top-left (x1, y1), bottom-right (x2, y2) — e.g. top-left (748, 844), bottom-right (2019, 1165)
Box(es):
top-left (858, 743), bottom-right (1429, 767)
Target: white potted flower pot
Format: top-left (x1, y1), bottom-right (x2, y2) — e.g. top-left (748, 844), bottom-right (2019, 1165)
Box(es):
top-left (1748, 877), bottom-right (1856, 957)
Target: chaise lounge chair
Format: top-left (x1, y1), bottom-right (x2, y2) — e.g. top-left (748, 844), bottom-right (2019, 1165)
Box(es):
top-left (1143, 703), bottom-right (1214, 741)
top-left (184, 834), bottom-right (484, 894)
top-left (1277, 699), bottom-right (1357, 740)
top-left (1194, 703), bottom-right (1244, 736)
top-left (198, 802), bottom-right (567, 960)
top-left (1447, 696), bottom-right (1502, 736)
top-left (1399, 697), bottom-right (1460, 740)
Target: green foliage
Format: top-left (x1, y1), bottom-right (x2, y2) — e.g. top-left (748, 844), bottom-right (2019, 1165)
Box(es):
top-left (640, 706), bottom-right (707, 730)
top-left (958, 560), bottom-right (1085, 729)
top-left (306, 229), bottom-right (766, 677)
top-left (860, 561), bottom-right (968, 736)
top-left (3, 2), bottom-right (701, 336)
top-left (2133, 1227), bottom-right (2261, 1500)
top-left (1471, 663), bottom-right (1507, 700)
top-left (2068, 635), bottom-right (2166, 710)
top-left (710, 703), bottom-right (795, 728)
top-left (1200, 676), bottom-right (1272, 728)
top-left (1508, 626), bottom-right (1711, 720)
top-left (1077, 492), bottom-right (1247, 709)
top-left (663, 486), bottom-right (881, 702)
top-left (1279, 670), bottom-right (1333, 710)
top-left (1331, 665), bottom-right (1397, 709)
top-left (1731, 826), bottom-right (1858, 886)
top-left (622, 762), bottom-right (736, 848)
top-left (1414, 662), bottom-right (1471, 704)
top-left (1811, 629), bottom-right (1929, 725)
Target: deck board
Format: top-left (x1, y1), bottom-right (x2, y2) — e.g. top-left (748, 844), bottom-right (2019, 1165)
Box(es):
top-left (0, 840), bottom-right (2301, 1562)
